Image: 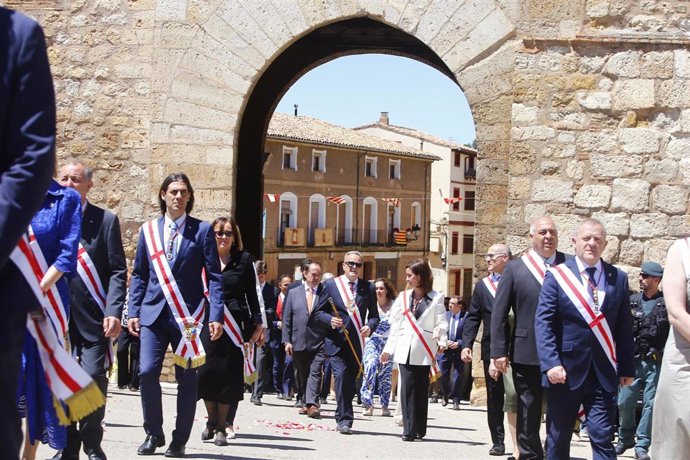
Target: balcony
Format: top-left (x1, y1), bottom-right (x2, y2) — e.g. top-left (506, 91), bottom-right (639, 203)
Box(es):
top-left (275, 227), bottom-right (423, 249)
top-left (464, 167), bottom-right (476, 179)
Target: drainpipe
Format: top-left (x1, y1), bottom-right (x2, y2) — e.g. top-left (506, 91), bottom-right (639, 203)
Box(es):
top-left (424, 162), bottom-right (430, 257)
top-left (355, 151), bottom-right (366, 245)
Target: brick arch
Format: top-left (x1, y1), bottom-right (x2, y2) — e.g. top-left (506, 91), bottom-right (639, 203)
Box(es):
top-left (223, 4), bottom-right (517, 256)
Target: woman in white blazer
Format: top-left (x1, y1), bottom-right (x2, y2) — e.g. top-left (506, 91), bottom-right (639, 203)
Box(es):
top-left (381, 258), bottom-right (448, 441)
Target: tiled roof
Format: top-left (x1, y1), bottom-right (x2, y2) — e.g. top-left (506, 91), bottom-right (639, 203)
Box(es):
top-left (354, 122), bottom-right (477, 154)
top-left (267, 113), bottom-right (441, 161)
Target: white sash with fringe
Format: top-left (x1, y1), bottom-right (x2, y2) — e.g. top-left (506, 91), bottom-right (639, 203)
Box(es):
top-left (334, 275), bottom-right (366, 353)
top-left (143, 220), bottom-right (205, 368)
top-left (11, 233), bottom-right (105, 424)
top-left (549, 264), bottom-right (617, 370)
top-left (522, 249), bottom-right (547, 285)
top-left (482, 276), bottom-right (498, 298)
top-left (76, 244), bottom-right (114, 369)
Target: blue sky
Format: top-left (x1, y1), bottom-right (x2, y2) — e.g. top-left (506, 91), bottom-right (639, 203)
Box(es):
top-left (274, 54), bottom-right (476, 145)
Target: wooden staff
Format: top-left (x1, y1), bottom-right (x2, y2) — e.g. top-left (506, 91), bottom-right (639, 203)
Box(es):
top-left (327, 296), bottom-right (364, 378)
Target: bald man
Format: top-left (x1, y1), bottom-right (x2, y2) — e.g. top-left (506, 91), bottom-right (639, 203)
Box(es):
top-left (491, 217), bottom-right (568, 460)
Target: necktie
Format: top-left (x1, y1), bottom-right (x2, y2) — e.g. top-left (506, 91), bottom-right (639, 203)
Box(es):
top-left (449, 315), bottom-right (456, 341)
top-left (307, 287), bottom-right (314, 313)
top-left (349, 281), bottom-right (356, 297)
top-left (584, 267), bottom-right (599, 311)
top-left (167, 221), bottom-right (179, 262)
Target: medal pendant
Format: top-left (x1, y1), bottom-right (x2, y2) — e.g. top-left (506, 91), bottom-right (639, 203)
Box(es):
top-left (166, 253), bottom-right (173, 261)
top-left (346, 300), bottom-right (355, 312)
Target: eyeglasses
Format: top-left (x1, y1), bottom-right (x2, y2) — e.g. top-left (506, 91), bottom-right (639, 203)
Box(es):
top-left (344, 261), bottom-right (363, 268)
top-left (485, 253), bottom-right (507, 260)
top-left (214, 231), bottom-right (234, 238)
top-left (639, 274), bottom-right (658, 279)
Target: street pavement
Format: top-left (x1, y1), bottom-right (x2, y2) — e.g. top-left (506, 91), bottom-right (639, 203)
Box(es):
top-left (37, 383), bottom-right (613, 459)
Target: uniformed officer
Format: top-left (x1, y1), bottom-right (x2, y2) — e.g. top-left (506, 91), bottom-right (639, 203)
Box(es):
top-left (615, 261), bottom-right (668, 460)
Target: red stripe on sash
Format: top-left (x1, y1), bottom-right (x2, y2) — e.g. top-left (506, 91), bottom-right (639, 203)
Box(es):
top-left (77, 247), bottom-right (106, 306)
top-left (146, 223), bottom-right (187, 320)
top-left (32, 318), bottom-right (81, 392)
top-left (525, 251), bottom-right (545, 279)
top-left (553, 266), bottom-right (617, 363)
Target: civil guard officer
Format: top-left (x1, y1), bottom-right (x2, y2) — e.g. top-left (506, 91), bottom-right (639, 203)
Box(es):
top-left (615, 261), bottom-right (669, 460)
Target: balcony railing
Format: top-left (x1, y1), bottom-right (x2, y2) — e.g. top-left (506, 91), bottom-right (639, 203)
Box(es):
top-left (275, 227), bottom-right (423, 248)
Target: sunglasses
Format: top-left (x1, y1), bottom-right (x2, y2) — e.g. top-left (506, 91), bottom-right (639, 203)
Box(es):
top-left (214, 231), bottom-right (234, 238)
top-left (485, 253), bottom-right (507, 260)
top-left (344, 261), bottom-right (363, 268)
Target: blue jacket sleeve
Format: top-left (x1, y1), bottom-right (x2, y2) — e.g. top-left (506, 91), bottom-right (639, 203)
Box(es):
top-left (202, 224), bottom-right (224, 324)
top-left (534, 271), bottom-right (562, 374)
top-left (128, 227), bottom-right (149, 319)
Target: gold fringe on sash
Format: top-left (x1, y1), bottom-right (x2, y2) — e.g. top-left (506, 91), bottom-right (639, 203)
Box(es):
top-left (173, 354), bottom-right (206, 369)
top-left (244, 370), bottom-right (258, 385)
top-left (53, 382), bottom-right (106, 426)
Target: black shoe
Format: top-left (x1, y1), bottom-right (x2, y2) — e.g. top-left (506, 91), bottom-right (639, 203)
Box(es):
top-left (294, 401), bottom-right (305, 408)
top-left (164, 442), bottom-right (186, 458)
top-left (117, 385), bottom-right (127, 390)
top-left (51, 452), bottom-right (79, 460)
top-left (137, 435), bottom-right (165, 455)
top-left (320, 397), bottom-right (328, 405)
top-left (402, 435), bottom-right (414, 441)
top-left (488, 444), bottom-right (505, 456)
top-left (253, 397), bottom-right (262, 406)
top-left (336, 424), bottom-right (352, 435)
top-left (416, 434), bottom-right (425, 440)
top-left (615, 441), bottom-right (635, 455)
top-left (86, 449), bottom-right (107, 460)
top-left (635, 449), bottom-right (651, 460)
top-left (441, 397), bottom-right (448, 407)
top-left (429, 396), bottom-right (438, 403)
top-left (453, 401), bottom-right (460, 410)
top-left (277, 393), bottom-right (285, 400)
top-left (201, 423), bottom-right (215, 441)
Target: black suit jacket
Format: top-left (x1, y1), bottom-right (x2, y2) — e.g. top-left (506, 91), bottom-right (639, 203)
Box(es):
top-left (68, 203), bottom-right (127, 342)
top-left (261, 283), bottom-right (281, 348)
top-left (491, 251), bottom-right (567, 366)
top-left (462, 279), bottom-right (497, 362)
top-left (314, 277), bottom-right (379, 357)
top-left (282, 283), bottom-right (324, 352)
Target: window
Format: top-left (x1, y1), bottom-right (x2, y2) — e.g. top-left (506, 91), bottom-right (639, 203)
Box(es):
top-left (388, 159), bottom-right (401, 180)
top-left (362, 196), bottom-right (378, 243)
top-left (465, 190), bottom-right (476, 211)
top-left (451, 231), bottom-right (459, 255)
top-left (278, 192), bottom-right (298, 244)
top-left (308, 194), bottom-right (326, 244)
top-left (312, 149), bottom-right (326, 172)
top-left (453, 271), bottom-right (461, 296)
top-left (465, 155), bottom-right (476, 179)
top-left (410, 202), bottom-right (421, 228)
top-left (386, 202), bottom-right (401, 240)
top-left (365, 156), bottom-right (377, 178)
top-left (463, 234), bottom-right (474, 254)
top-left (336, 195), bottom-right (353, 244)
top-left (452, 187), bottom-right (461, 212)
top-left (282, 146), bottom-right (297, 170)
top-left (462, 268), bottom-right (473, 300)
top-left (454, 151), bottom-right (461, 167)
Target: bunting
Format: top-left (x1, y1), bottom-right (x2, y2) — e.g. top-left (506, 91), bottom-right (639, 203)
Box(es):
top-left (443, 197), bottom-right (462, 205)
top-left (265, 193), bottom-right (280, 203)
top-left (327, 196), bottom-right (346, 205)
top-left (381, 198), bottom-right (400, 207)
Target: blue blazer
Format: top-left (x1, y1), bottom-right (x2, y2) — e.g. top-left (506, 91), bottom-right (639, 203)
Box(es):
top-left (281, 283), bottom-right (324, 352)
top-left (534, 257), bottom-right (635, 393)
top-left (128, 216), bottom-right (224, 327)
top-left (314, 277), bottom-right (379, 357)
top-left (446, 310), bottom-right (466, 348)
top-left (0, 7), bottom-right (55, 268)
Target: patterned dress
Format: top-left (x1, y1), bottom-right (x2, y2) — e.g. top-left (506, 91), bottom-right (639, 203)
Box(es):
top-left (360, 303), bottom-right (394, 408)
top-left (18, 180), bottom-right (81, 448)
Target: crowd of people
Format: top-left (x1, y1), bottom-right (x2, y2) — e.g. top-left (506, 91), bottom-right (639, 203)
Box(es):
top-left (3, 6), bottom-right (690, 460)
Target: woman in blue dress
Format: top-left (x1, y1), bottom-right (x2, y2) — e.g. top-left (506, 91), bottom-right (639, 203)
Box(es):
top-left (361, 278), bottom-right (396, 416)
top-left (19, 179), bottom-right (81, 460)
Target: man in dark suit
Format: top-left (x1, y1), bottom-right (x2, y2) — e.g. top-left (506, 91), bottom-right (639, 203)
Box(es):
top-left (314, 251), bottom-right (379, 434)
top-left (0, 7), bottom-right (56, 458)
top-left (492, 216), bottom-right (567, 460)
top-left (128, 173), bottom-right (224, 458)
top-left (535, 218), bottom-right (634, 459)
top-left (56, 162), bottom-right (127, 460)
top-left (283, 261), bottom-right (325, 418)
top-left (462, 243), bottom-right (510, 456)
top-left (438, 296), bottom-right (466, 410)
top-left (251, 260), bottom-right (277, 406)
top-left (271, 274), bottom-right (293, 400)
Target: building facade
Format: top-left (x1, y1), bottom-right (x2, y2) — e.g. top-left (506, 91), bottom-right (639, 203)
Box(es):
top-left (261, 113), bottom-right (438, 290)
top-left (356, 113), bottom-right (477, 300)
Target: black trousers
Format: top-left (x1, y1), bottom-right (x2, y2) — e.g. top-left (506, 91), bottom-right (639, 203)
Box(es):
top-left (513, 362), bottom-right (545, 460)
top-left (293, 347), bottom-right (325, 408)
top-left (399, 363), bottom-right (430, 438)
top-left (65, 331), bottom-right (110, 456)
top-left (330, 349), bottom-right (358, 428)
top-left (0, 300), bottom-right (27, 460)
top-left (483, 360), bottom-right (506, 447)
top-left (117, 327), bottom-right (140, 389)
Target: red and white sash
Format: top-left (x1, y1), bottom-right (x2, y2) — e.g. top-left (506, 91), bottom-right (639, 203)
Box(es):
top-left (522, 249), bottom-right (547, 285)
top-left (27, 226), bottom-right (69, 347)
top-left (334, 275), bottom-right (365, 354)
top-left (76, 244), bottom-right (114, 369)
top-left (482, 275), bottom-right (498, 298)
top-left (402, 289), bottom-right (440, 380)
top-left (11, 234), bottom-right (105, 425)
top-left (143, 220), bottom-right (205, 368)
top-left (549, 264), bottom-right (617, 370)
top-left (203, 268), bottom-right (257, 382)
